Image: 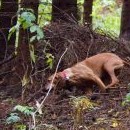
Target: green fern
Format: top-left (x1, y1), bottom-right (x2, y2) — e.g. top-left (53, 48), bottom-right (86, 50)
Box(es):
top-left (6, 113), bottom-right (21, 124)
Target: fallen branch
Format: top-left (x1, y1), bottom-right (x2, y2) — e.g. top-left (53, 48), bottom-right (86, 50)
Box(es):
top-left (31, 48), bottom-right (68, 129)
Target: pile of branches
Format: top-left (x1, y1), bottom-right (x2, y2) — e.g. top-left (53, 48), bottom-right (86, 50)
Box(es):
top-left (36, 22), bottom-right (123, 82)
top-left (29, 21), bottom-right (130, 108)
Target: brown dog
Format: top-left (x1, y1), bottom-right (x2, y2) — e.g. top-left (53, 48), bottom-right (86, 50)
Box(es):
top-left (45, 53), bottom-right (125, 92)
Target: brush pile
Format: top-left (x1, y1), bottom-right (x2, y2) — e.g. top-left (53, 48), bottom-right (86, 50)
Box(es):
top-left (36, 22), bottom-right (126, 85)
top-left (33, 22), bottom-right (130, 129)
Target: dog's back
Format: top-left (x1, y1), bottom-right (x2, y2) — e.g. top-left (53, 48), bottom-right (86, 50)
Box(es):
top-left (83, 53), bottom-right (123, 77)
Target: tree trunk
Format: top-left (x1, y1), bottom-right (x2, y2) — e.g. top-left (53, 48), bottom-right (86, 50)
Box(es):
top-left (14, 0), bottom-right (39, 101)
top-left (52, 0), bottom-right (79, 22)
top-left (15, 0), bottom-right (38, 87)
top-left (0, 0), bottom-right (18, 60)
top-left (120, 0), bottom-right (130, 40)
top-left (83, 0), bottom-right (93, 25)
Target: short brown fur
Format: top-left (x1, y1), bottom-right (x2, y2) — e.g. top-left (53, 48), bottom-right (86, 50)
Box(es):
top-left (45, 53), bottom-right (125, 92)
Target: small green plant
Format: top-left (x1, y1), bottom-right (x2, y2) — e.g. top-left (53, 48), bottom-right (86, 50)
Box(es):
top-left (122, 83), bottom-right (130, 106)
top-left (13, 124), bottom-right (26, 130)
top-left (14, 105), bottom-right (34, 115)
top-left (45, 53), bottom-right (54, 69)
top-left (70, 96), bottom-right (97, 129)
top-left (8, 8), bottom-right (44, 43)
top-left (6, 113), bottom-right (21, 124)
top-left (122, 93), bottom-right (130, 106)
top-left (6, 104), bottom-right (59, 130)
top-left (6, 105), bottom-right (35, 130)
top-left (8, 8), bottom-right (44, 63)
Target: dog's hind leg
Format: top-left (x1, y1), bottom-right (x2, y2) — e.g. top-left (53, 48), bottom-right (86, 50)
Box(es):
top-left (104, 62), bottom-right (124, 88)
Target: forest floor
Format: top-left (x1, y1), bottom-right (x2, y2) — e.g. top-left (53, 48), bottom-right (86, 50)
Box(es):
top-left (0, 22), bottom-right (130, 130)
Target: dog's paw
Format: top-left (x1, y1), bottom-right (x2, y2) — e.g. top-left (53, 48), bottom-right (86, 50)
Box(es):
top-left (106, 84), bottom-right (119, 89)
top-left (105, 87), bottom-right (110, 93)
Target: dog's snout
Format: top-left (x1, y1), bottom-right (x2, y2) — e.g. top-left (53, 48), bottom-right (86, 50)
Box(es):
top-left (45, 83), bottom-right (54, 90)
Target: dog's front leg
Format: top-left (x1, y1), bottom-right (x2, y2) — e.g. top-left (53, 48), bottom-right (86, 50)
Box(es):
top-left (85, 87), bottom-right (93, 95)
top-left (88, 74), bottom-right (106, 92)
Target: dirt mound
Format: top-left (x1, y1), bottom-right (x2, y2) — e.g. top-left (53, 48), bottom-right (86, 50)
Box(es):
top-left (36, 22), bottom-right (129, 86)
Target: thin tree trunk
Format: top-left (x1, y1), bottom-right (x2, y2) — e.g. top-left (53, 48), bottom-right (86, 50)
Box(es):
top-left (120, 0), bottom-right (130, 40)
top-left (15, 0), bottom-right (38, 84)
top-left (83, 0), bottom-right (93, 25)
top-left (52, 0), bottom-right (79, 22)
top-left (0, 0), bottom-right (18, 60)
top-left (119, 0), bottom-right (130, 54)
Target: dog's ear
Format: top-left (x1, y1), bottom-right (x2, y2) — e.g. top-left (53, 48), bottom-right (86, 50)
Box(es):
top-left (56, 73), bottom-right (63, 78)
top-left (45, 73), bottom-right (59, 90)
top-left (45, 73), bottom-right (65, 90)
top-left (47, 73), bottom-right (62, 82)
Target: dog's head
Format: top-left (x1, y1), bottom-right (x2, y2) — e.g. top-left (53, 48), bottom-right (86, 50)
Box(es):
top-left (45, 72), bottom-right (66, 90)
